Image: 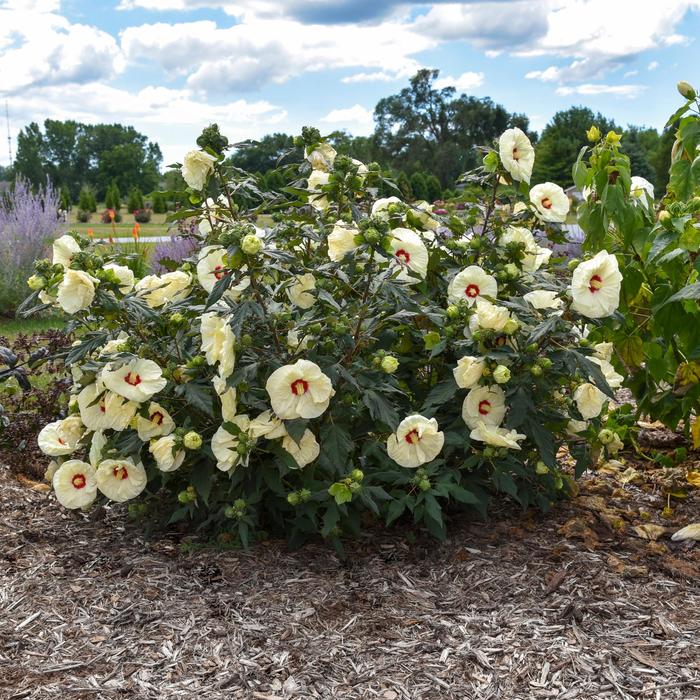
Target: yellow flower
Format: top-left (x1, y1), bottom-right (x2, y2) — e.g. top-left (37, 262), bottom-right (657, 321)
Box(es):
top-left (387, 415), bottom-right (444, 468)
top-left (265, 359), bottom-right (334, 420)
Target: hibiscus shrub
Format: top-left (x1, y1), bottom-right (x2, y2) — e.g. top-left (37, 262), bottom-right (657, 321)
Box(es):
top-left (574, 83), bottom-right (700, 432)
top-left (22, 124), bottom-right (625, 548)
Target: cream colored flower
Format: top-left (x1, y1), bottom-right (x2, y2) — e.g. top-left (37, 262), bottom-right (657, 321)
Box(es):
top-left (590, 357), bottom-right (624, 389)
top-left (37, 415), bottom-right (83, 456)
top-left (523, 290), bottom-right (563, 310)
top-left (266, 359), bottom-right (334, 419)
top-left (99, 331), bottom-right (129, 356)
top-left (287, 273), bottom-right (316, 309)
top-left (52, 234), bottom-right (80, 268)
top-left (469, 299), bottom-right (512, 333)
top-left (149, 434), bottom-right (185, 472)
top-left (453, 356), bottom-right (486, 389)
top-left (571, 251), bottom-right (622, 319)
top-left (95, 458), bottom-right (147, 502)
top-left (448, 266), bottom-right (498, 306)
top-left (371, 196), bottom-right (402, 219)
top-left (200, 312), bottom-right (236, 379)
top-left (671, 523), bottom-right (700, 542)
top-left (88, 430), bottom-right (107, 467)
top-left (307, 170), bottom-right (330, 210)
top-left (593, 342), bottom-right (614, 362)
top-left (305, 142), bottom-right (336, 171)
top-left (574, 382), bottom-right (606, 419)
top-left (328, 221), bottom-right (359, 261)
top-left (567, 419), bottom-right (588, 436)
top-left (135, 271), bottom-right (191, 308)
top-left (413, 201), bottom-right (440, 231)
top-left (136, 402), bottom-right (175, 441)
top-left (52, 460), bottom-right (97, 509)
top-left (104, 263), bottom-right (135, 294)
top-left (249, 410), bottom-right (287, 439)
top-left (630, 176), bottom-right (654, 203)
top-left (213, 376), bottom-right (237, 422)
top-left (499, 227), bottom-right (552, 272)
top-left (196, 245), bottom-right (229, 294)
top-left (282, 429), bottom-right (320, 468)
top-left (286, 329), bottom-right (312, 351)
top-left (211, 415), bottom-right (252, 471)
top-left (470, 422), bottom-right (526, 450)
top-left (529, 183), bottom-right (570, 223)
top-left (181, 149), bottom-right (217, 190)
top-left (498, 128), bottom-right (534, 183)
top-left (389, 228), bottom-right (429, 282)
top-left (462, 385), bottom-right (506, 429)
top-left (102, 359), bottom-right (167, 403)
top-left (57, 269), bottom-right (97, 314)
top-left (77, 382), bottom-right (138, 432)
top-left (387, 415), bottom-right (444, 468)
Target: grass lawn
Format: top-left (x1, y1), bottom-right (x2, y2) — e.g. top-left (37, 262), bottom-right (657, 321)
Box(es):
top-left (67, 209), bottom-right (172, 239)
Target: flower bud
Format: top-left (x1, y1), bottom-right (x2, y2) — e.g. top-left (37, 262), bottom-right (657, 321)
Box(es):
top-left (537, 357), bottom-right (552, 370)
top-left (169, 312), bottom-right (186, 328)
top-left (287, 492), bottom-right (301, 506)
top-left (530, 364), bottom-right (543, 377)
top-left (27, 274), bottom-right (45, 290)
top-left (677, 80), bottom-right (696, 100)
top-left (350, 468), bottom-right (364, 482)
top-left (178, 491), bottom-right (190, 504)
top-left (349, 481), bottom-right (362, 493)
top-left (183, 431), bottom-right (203, 450)
top-left (504, 263), bottom-right (519, 278)
top-left (598, 428), bottom-right (614, 445)
top-left (482, 151), bottom-right (499, 172)
top-left (493, 365), bottom-right (511, 384)
top-left (381, 355), bottom-right (399, 374)
top-left (503, 318), bottom-right (519, 335)
top-left (658, 210), bottom-right (671, 225)
top-left (241, 233), bottom-right (263, 255)
top-left (418, 479), bottom-right (431, 492)
top-left (567, 258), bottom-right (580, 271)
top-left (423, 331), bottom-right (441, 350)
top-left (605, 131), bottom-right (621, 145)
top-left (446, 304), bottom-right (460, 319)
top-left (586, 125), bottom-right (601, 142)
top-left (535, 461), bottom-right (549, 475)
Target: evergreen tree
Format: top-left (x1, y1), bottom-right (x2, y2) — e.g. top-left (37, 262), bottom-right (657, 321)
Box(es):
top-left (396, 172), bottom-right (413, 201)
top-left (409, 172), bottom-right (429, 201)
top-left (127, 186), bottom-right (144, 213)
top-left (152, 192), bottom-right (167, 214)
top-left (59, 185), bottom-right (72, 210)
top-left (425, 174), bottom-right (442, 202)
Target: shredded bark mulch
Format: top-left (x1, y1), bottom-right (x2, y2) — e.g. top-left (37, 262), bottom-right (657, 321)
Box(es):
top-left (1, 456), bottom-right (699, 700)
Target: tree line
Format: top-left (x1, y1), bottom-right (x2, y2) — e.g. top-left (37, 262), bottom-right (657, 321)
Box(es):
top-left (6, 69), bottom-right (672, 202)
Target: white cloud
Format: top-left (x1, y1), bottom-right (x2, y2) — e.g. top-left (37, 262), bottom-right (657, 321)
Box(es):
top-left (648, 60), bottom-right (659, 70)
top-left (4, 82), bottom-right (288, 165)
top-left (342, 70), bottom-right (410, 84)
top-left (624, 69), bottom-right (639, 77)
top-left (0, 4), bottom-right (123, 94)
top-left (320, 104), bottom-right (374, 134)
top-left (555, 83), bottom-right (647, 99)
top-left (120, 18), bottom-right (433, 94)
top-left (434, 71), bottom-right (484, 92)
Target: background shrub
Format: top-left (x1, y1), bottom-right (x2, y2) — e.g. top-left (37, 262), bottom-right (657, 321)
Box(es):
top-left (133, 208), bottom-right (151, 223)
top-left (0, 176), bottom-right (64, 314)
top-left (76, 210), bottom-right (91, 223)
top-left (128, 187), bottom-right (145, 213)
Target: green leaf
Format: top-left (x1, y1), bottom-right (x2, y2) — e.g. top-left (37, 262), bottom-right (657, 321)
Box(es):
top-left (421, 376), bottom-right (458, 414)
top-left (328, 482), bottom-right (353, 505)
top-left (284, 418), bottom-right (308, 444)
top-left (319, 423), bottom-right (354, 470)
top-left (655, 283), bottom-right (700, 310)
top-left (362, 390), bottom-right (400, 430)
top-left (178, 382), bottom-right (215, 417)
top-left (190, 458), bottom-right (215, 505)
top-left (669, 160), bottom-right (693, 200)
top-left (386, 496), bottom-right (408, 525)
top-left (446, 484), bottom-right (480, 505)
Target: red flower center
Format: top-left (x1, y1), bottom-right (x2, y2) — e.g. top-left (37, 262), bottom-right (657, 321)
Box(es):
top-left (478, 400), bottom-right (492, 415)
top-left (213, 265), bottom-right (229, 281)
top-left (99, 399), bottom-right (106, 413)
top-left (395, 248), bottom-right (411, 264)
top-left (113, 465), bottom-right (129, 481)
top-left (465, 283), bottom-right (480, 298)
top-left (404, 429), bottom-right (420, 445)
top-left (541, 197), bottom-right (552, 209)
top-left (124, 372), bottom-right (142, 386)
top-left (72, 474), bottom-right (86, 489)
top-left (291, 379), bottom-right (309, 396)
top-left (151, 411), bottom-right (164, 425)
top-left (588, 274), bottom-right (603, 293)
top-left (57, 437), bottom-right (66, 445)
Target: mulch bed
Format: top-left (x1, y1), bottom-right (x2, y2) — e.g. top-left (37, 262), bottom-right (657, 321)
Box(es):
top-left (1, 449), bottom-right (699, 700)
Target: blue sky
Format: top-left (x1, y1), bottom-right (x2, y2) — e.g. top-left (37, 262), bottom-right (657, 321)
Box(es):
top-left (1, 0), bottom-right (699, 167)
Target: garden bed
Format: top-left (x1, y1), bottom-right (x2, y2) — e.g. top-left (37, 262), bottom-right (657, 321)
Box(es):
top-left (1, 452), bottom-right (698, 700)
